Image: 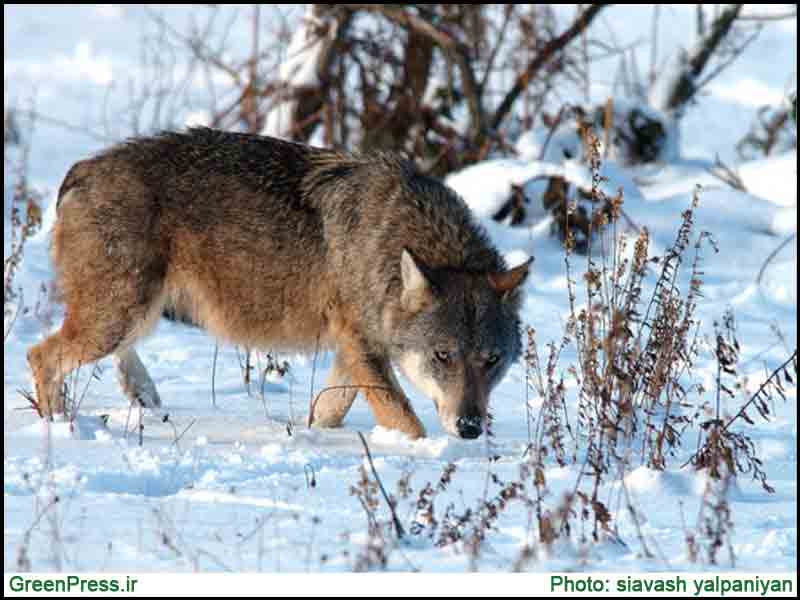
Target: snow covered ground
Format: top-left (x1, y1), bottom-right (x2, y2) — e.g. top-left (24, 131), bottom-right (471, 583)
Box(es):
top-left (4, 5), bottom-right (797, 573)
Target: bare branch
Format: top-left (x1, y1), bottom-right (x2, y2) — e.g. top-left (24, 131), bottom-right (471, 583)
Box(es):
top-left (13, 109), bottom-right (110, 143)
top-left (693, 26), bottom-right (760, 95)
top-left (490, 4), bottom-right (609, 132)
top-left (707, 155), bottom-right (747, 191)
top-left (480, 4), bottom-right (516, 91)
top-left (339, 4), bottom-right (486, 142)
top-left (737, 11), bottom-right (797, 22)
top-left (663, 4), bottom-right (745, 113)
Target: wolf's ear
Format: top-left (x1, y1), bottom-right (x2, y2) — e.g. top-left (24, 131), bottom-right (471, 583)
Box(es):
top-left (488, 257), bottom-right (533, 299)
top-left (401, 249), bottom-right (433, 312)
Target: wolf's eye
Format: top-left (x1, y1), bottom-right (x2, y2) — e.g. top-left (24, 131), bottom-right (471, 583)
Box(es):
top-left (434, 350), bottom-right (451, 364)
top-left (486, 354), bottom-right (501, 368)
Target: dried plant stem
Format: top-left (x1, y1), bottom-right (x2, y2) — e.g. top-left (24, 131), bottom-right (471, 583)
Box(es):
top-left (722, 349), bottom-right (796, 433)
top-left (756, 233), bottom-right (795, 290)
top-left (357, 432), bottom-right (406, 540)
top-left (211, 342), bottom-right (219, 408)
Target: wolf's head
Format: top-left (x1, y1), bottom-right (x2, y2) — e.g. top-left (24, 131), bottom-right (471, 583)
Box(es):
top-left (390, 250), bottom-right (531, 439)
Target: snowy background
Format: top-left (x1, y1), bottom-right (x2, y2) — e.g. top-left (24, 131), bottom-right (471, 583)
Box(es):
top-left (4, 5), bottom-right (797, 573)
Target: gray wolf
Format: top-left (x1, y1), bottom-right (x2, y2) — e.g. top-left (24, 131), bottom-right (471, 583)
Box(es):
top-left (27, 128), bottom-right (531, 439)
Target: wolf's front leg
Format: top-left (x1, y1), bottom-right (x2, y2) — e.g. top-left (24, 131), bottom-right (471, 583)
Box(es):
top-left (338, 341), bottom-right (426, 440)
top-left (309, 352), bottom-right (358, 428)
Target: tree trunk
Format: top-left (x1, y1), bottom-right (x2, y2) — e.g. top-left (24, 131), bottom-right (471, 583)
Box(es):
top-left (262, 5), bottom-right (352, 142)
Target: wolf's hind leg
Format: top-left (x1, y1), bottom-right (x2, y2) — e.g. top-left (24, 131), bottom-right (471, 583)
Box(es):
top-left (27, 245), bottom-right (167, 417)
top-left (27, 332), bottom-right (81, 418)
top-left (26, 303), bottom-right (159, 419)
top-left (310, 352), bottom-right (358, 428)
top-left (114, 348), bottom-right (162, 409)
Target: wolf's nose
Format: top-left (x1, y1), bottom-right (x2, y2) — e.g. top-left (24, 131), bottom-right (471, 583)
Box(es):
top-left (456, 417), bottom-right (482, 439)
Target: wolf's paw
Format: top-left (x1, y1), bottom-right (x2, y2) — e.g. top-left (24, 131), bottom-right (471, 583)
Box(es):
top-left (308, 412), bottom-right (345, 429)
top-left (400, 418), bottom-right (426, 441)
